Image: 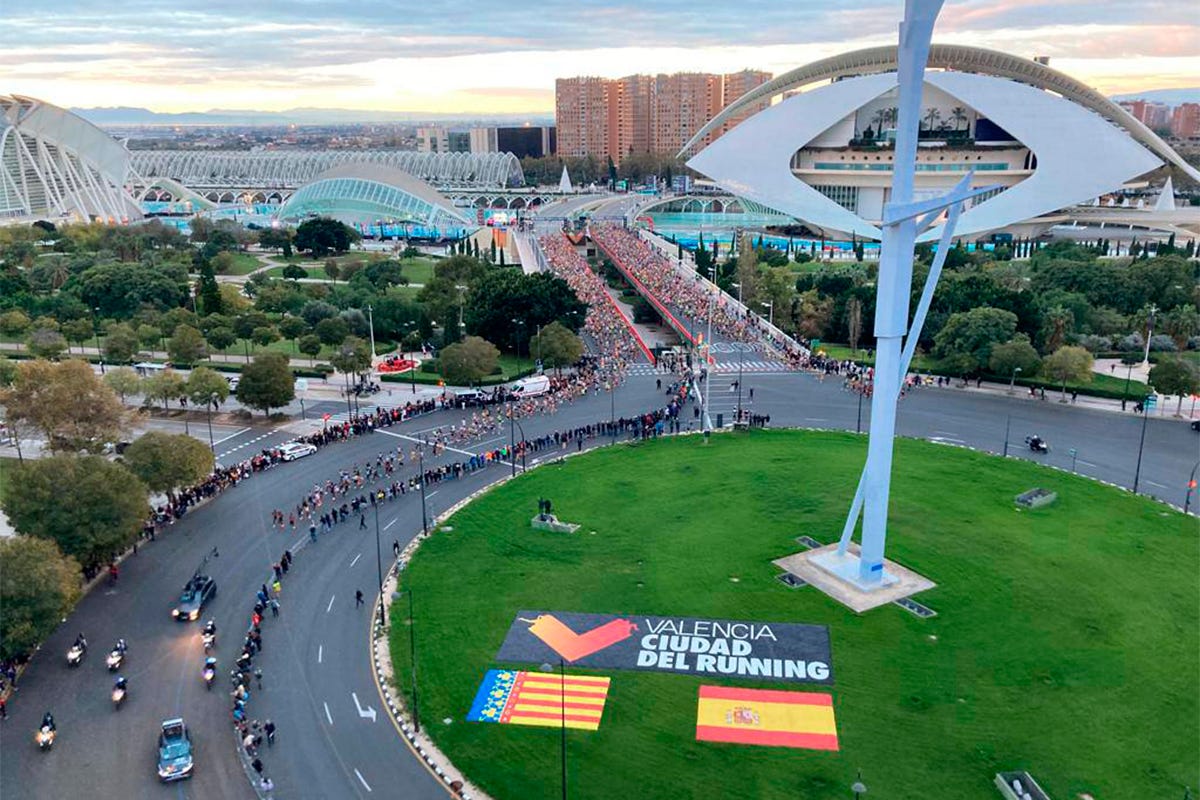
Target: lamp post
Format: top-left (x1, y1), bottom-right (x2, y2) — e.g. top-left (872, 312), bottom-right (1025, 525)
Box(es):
top-left (508, 393), bottom-right (517, 477)
top-left (205, 392), bottom-right (218, 454)
top-left (761, 300), bottom-right (774, 328)
top-left (851, 770), bottom-right (868, 800)
top-left (372, 501), bottom-right (385, 627)
top-left (366, 304), bottom-right (377, 359)
top-left (1008, 366), bottom-right (1022, 395)
top-left (606, 380), bottom-right (616, 441)
top-left (1132, 397), bottom-right (1151, 494)
top-left (92, 307), bottom-right (105, 373)
top-left (1121, 359), bottom-right (1135, 411)
top-left (701, 265), bottom-right (715, 440)
top-left (417, 440), bottom-right (429, 536)
top-left (401, 586), bottom-right (419, 733)
top-left (455, 285), bottom-right (467, 343)
top-left (1141, 303), bottom-right (1158, 366)
top-left (512, 319), bottom-right (527, 373)
top-left (539, 660), bottom-right (568, 800)
top-left (1184, 460), bottom-right (1199, 516)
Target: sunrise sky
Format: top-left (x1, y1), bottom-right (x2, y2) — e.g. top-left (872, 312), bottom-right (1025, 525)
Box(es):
top-left (2, 0), bottom-right (1197, 113)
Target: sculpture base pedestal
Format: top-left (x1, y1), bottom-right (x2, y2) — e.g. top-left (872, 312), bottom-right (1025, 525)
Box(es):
top-left (530, 515), bottom-right (580, 534)
top-left (773, 542), bottom-right (935, 614)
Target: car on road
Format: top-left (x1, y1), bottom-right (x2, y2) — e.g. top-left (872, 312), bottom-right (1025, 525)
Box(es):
top-left (278, 441), bottom-right (317, 461)
top-left (226, 375), bottom-right (240, 391)
top-left (172, 574), bottom-right (216, 621)
top-left (1191, 419), bottom-right (1200, 432)
top-left (156, 718), bottom-right (194, 782)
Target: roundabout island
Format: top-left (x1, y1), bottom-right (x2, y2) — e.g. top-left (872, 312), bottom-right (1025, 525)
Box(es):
top-left (389, 429), bottom-right (1198, 800)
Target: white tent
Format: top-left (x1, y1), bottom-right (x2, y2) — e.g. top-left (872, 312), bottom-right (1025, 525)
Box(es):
top-left (558, 165), bottom-right (573, 193)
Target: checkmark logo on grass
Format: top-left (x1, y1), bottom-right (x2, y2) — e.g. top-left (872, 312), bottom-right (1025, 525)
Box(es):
top-left (524, 615), bottom-right (637, 661)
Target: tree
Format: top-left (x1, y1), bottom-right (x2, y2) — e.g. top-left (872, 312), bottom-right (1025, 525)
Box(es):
top-left (1, 359), bottom-right (128, 452)
top-left (1, 455), bottom-right (148, 569)
top-left (236, 351), bottom-right (294, 416)
top-left (142, 368), bottom-right (187, 410)
top-left (122, 431), bottom-right (215, 497)
top-left (736, 232), bottom-right (759, 306)
top-left (103, 322), bottom-right (140, 363)
top-left (297, 334), bottom-right (322, 364)
top-left (330, 335), bottom-right (372, 399)
top-left (197, 261), bottom-right (223, 315)
top-left (1040, 305), bottom-right (1075, 353)
top-left (315, 316), bottom-right (350, 345)
top-left (0, 355), bottom-right (16, 388)
top-left (0, 309), bottom-right (31, 337)
top-left (301, 300), bottom-right (338, 327)
top-left (795, 289), bottom-right (834, 339)
top-left (282, 264), bottom-right (307, 281)
top-left (251, 325), bottom-right (281, 349)
top-left (278, 315), bottom-right (309, 351)
top-left (137, 324), bottom-right (162, 350)
top-left (1162, 306), bottom-right (1200, 351)
top-left (989, 336), bottom-right (1042, 379)
top-left (205, 325), bottom-right (236, 355)
top-left (211, 251), bottom-right (236, 275)
top-left (0, 537), bottom-right (82, 660)
top-left (1042, 345), bottom-right (1093, 401)
top-left (933, 307), bottom-right (1019, 374)
top-left (258, 227), bottom-right (294, 257)
top-left (26, 327), bottom-right (68, 360)
top-left (323, 259), bottom-right (340, 282)
top-left (439, 336), bottom-right (499, 386)
top-left (294, 217), bottom-right (358, 258)
top-left (103, 366), bottom-right (142, 402)
top-left (464, 271), bottom-right (587, 352)
top-left (76, 260), bottom-right (189, 318)
top-left (532, 321), bottom-right (583, 372)
top-left (168, 324), bottom-right (208, 365)
top-left (1148, 357), bottom-right (1200, 416)
top-left (846, 297), bottom-right (864, 353)
top-left (61, 318), bottom-right (95, 353)
top-left (185, 366), bottom-right (229, 409)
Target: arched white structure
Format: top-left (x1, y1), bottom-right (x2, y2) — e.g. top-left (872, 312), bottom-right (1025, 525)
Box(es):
top-left (276, 163), bottom-right (471, 231)
top-left (130, 150), bottom-right (523, 191)
top-left (680, 43), bottom-right (1199, 184)
top-left (689, 70), bottom-right (1165, 241)
top-left (1, 95), bottom-right (141, 223)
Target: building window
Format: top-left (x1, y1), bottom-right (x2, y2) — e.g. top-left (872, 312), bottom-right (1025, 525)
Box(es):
top-left (816, 185), bottom-right (859, 212)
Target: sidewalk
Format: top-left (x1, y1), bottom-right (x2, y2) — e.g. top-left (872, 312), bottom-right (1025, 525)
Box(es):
top-left (923, 375), bottom-right (1198, 419)
top-left (0, 341), bottom-right (332, 371)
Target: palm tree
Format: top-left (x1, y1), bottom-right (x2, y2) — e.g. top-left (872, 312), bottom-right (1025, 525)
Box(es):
top-left (923, 107), bottom-right (941, 132)
top-left (950, 105), bottom-right (969, 132)
top-left (871, 108), bottom-right (886, 131)
top-left (1042, 306), bottom-right (1074, 353)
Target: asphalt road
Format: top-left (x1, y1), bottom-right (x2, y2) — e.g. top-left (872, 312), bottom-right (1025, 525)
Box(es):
top-left (2, 370), bottom-right (1195, 800)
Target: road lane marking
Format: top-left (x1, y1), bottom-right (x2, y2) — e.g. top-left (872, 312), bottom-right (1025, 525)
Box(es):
top-left (318, 645), bottom-right (323, 664)
top-left (376, 428), bottom-right (478, 457)
top-left (1078, 460), bottom-right (1097, 467)
top-left (427, 490), bottom-right (439, 498)
top-left (349, 553), bottom-right (361, 567)
top-left (383, 518), bottom-right (397, 530)
top-left (326, 595), bottom-right (336, 613)
top-left (1146, 480), bottom-right (1169, 489)
top-left (354, 768), bottom-right (372, 792)
top-left (324, 702), bottom-right (333, 726)
top-left (352, 692), bottom-right (378, 722)
top-left (212, 427), bottom-right (252, 445)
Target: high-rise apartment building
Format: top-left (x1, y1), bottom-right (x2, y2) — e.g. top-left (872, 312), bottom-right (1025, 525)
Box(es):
top-left (554, 70), bottom-right (773, 163)
top-left (1172, 103), bottom-right (1200, 139)
top-left (721, 70), bottom-right (773, 135)
top-left (555, 77), bottom-right (615, 160)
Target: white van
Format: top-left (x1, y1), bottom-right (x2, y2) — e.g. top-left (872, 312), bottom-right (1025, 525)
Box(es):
top-left (510, 374), bottom-right (551, 398)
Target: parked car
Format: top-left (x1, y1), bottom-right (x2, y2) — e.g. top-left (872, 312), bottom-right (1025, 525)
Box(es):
top-left (172, 575), bottom-right (216, 621)
top-left (157, 718), bottom-right (194, 782)
top-left (509, 374), bottom-right (551, 398)
top-left (278, 442), bottom-right (317, 461)
top-left (226, 375), bottom-right (240, 391)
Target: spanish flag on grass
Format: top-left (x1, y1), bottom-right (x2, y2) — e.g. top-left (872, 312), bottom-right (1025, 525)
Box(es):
top-left (467, 670), bottom-right (611, 731)
top-left (695, 686), bottom-right (839, 750)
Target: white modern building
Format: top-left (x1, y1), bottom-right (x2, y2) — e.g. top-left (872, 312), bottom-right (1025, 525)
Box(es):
top-left (1, 95), bottom-right (141, 224)
top-left (683, 45), bottom-right (1200, 242)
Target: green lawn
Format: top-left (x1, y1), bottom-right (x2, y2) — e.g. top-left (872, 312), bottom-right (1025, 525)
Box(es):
top-left (400, 256), bottom-right (436, 285)
top-left (391, 430), bottom-right (1197, 800)
top-left (218, 252), bottom-right (263, 275)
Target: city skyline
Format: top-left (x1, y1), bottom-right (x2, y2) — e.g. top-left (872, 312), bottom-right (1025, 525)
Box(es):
top-left (2, 0), bottom-right (1198, 114)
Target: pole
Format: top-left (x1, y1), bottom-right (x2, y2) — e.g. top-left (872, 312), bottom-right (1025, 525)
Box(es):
top-left (1132, 403), bottom-right (1150, 494)
top-left (206, 400), bottom-right (215, 454)
top-left (1122, 362), bottom-right (1133, 410)
top-left (418, 444), bottom-right (429, 535)
top-left (609, 381), bottom-right (616, 442)
top-left (1003, 414), bottom-right (1011, 457)
top-left (856, 390), bottom-right (864, 434)
top-left (407, 587), bottom-right (419, 733)
top-left (559, 658), bottom-right (567, 800)
top-left (1142, 304), bottom-right (1158, 365)
top-left (366, 304), bottom-right (377, 359)
top-left (702, 268), bottom-right (714, 439)
top-left (1008, 366), bottom-right (1021, 395)
top-left (509, 394), bottom-right (517, 477)
top-left (373, 503), bottom-right (385, 626)
top-left (736, 345), bottom-right (744, 423)
top-left (1184, 461), bottom-right (1199, 516)
top-left (299, 397), bottom-right (306, 420)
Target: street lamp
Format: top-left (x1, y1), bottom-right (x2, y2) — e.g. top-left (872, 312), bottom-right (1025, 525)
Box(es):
top-left (372, 501), bottom-right (385, 627)
top-left (1141, 303), bottom-right (1159, 366)
top-left (851, 770), bottom-right (868, 800)
top-left (1132, 397), bottom-right (1151, 494)
top-left (539, 660), bottom-right (568, 800)
top-left (417, 439), bottom-right (429, 536)
top-left (92, 307), bottom-right (105, 373)
top-left (366, 304), bottom-right (377, 359)
top-left (1008, 366), bottom-right (1022, 395)
top-left (1185, 460), bottom-right (1199, 516)
top-left (205, 392), bottom-right (218, 454)
top-left (512, 319), bottom-right (527, 373)
top-left (760, 300), bottom-right (774, 328)
top-left (400, 586), bottom-right (419, 733)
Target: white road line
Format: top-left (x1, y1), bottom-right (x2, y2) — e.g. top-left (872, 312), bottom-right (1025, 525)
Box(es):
top-left (354, 768), bottom-right (372, 792)
top-left (349, 553), bottom-right (361, 567)
top-left (427, 490), bottom-right (439, 499)
top-left (375, 428), bottom-right (477, 457)
top-left (1146, 480), bottom-right (1169, 489)
top-left (318, 645), bottom-right (323, 664)
top-left (1078, 460), bottom-right (1098, 467)
top-left (326, 595), bottom-right (336, 613)
top-left (324, 702), bottom-right (333, 726)
top-left (212, 427), bottom-right (252, 445)
top-left (383, 518), bottom-right (397, 530)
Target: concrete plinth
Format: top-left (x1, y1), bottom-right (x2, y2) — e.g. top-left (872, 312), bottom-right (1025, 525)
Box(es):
top-left (530, 515), bottom-right (580, 534)
top-left (773, 542), bottom-right (936, 614)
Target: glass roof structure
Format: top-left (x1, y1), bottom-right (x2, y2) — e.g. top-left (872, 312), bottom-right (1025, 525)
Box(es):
top-left (1, 94), bottom-right (141, 223)
top-left (276, 163), bottom-right (473, 234)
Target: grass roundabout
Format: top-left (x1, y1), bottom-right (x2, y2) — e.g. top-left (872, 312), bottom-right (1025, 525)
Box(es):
top-left (389, 430), bottom-right (1198, 800)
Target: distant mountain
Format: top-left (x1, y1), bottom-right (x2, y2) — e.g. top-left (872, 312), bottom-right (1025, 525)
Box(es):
top-left (70, 106), bottom-right (554, 127)
top-left (1110, 88), bottom-right (1200, 106)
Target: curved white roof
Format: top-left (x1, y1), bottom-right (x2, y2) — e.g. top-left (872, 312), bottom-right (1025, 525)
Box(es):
top-left (1, 94), bottom-right (140, 222)
top-left (277, 163), bottom-right (471, 228)
top-left (688, 71), bottom-right (1164, 241)
top-left (681, 43), bottom-right (1198, 184)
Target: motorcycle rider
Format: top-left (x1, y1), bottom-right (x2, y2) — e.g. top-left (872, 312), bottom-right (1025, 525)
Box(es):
top-left (41, 711), bottom-right (55, 732)
top-left (115, 638), bottom-right (127, 654)
top-left (114, 675), bottom-right (128, 694)
top-left (1028, 434), bottom-right (1045, 451)
top-left (202, 619), bottom-right (216, 636)
top-left (73, 633), bottom-right (87, 652)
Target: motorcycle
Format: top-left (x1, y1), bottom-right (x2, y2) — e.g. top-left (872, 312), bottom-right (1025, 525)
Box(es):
top-left (1024, 436), bottom-right (1050, 453)
top-left (106, 649), bottom-right (123, 671)
top-left (35, 726), bottom-right (56, 751)
top-left (202, 631), bottom-right (215, 653)
top-left (66, 643), bottom-right (85, 667)
top-left (112, 685), bottom-right (126, 709)
top-left (203, 660), bottom-right (216, 691)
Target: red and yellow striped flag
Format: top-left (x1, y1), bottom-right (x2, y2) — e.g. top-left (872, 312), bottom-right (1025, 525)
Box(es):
top-left (695, 686), bottom-right (839, 750)
top-left (467, 670), bottom-right (611, 731)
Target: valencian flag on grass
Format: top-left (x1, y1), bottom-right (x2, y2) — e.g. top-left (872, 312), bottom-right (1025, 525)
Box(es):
top-left (467, 670), bottom-right (611, 731)
top-left (695, 686), bottom-right (839, 750)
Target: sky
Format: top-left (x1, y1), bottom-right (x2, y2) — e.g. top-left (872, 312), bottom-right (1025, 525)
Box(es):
top-left (2, 0), bottom-right (1197, 114)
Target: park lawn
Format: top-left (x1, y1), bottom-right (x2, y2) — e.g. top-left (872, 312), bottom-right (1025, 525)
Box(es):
top-left (220, 252), bottom-right (263, 276)
top-left (390, 430), bottom-right (1197, 800)
top-left (400, 256), bottom-right (436, 285)
top-left (211, 337), bottom-right (396, 364)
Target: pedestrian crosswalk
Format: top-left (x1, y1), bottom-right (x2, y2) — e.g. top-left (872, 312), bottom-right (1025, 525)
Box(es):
top-left (625, 360), bottom-right (797, 377)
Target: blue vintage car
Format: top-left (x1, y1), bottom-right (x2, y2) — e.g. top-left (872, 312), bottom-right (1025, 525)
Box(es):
top-left (157, 718), bottom-right (194, 782)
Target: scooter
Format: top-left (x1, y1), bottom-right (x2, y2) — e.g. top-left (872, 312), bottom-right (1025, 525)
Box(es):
top-left (106, 649), bottom-right (123, 671)
top-left (203, 659), bottom-right (217, 691)
top-left (112, 685), bottom-right (126, 709)
top-left (66, 643), bottom-right (85, 667)
top-left (35, 726), bottom-right (56, 751)
top-left (1024, 436), bottom-right (1050, 453)
top-left (202, 631), bottom-right (215, 653)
